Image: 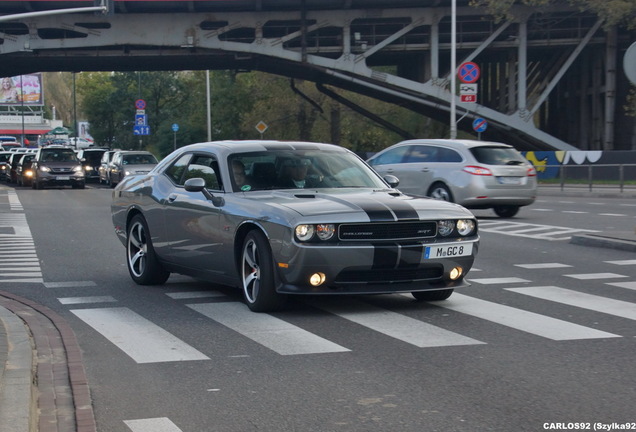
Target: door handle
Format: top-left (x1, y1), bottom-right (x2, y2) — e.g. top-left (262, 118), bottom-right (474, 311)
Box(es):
top-left (168, 194), bottom-right (177, 203)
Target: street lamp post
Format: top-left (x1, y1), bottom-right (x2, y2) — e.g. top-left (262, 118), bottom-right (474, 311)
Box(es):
top-left (450, 0), bottom-right (457, 139)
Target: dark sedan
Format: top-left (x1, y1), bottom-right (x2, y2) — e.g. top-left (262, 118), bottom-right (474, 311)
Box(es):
top-left (111, 141), bottom-right (479, 312)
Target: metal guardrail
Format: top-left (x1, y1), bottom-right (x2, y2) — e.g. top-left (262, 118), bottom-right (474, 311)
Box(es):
top-left (537, 164), bottom-right (636, 192)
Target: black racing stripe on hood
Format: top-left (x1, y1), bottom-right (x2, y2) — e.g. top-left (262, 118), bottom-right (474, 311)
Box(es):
top-left (384, 198), bottom-right (419, 220)
top-left (372, 244), bottom-right (400, 269)
top-left (346, 196), bottom-right (395, 222)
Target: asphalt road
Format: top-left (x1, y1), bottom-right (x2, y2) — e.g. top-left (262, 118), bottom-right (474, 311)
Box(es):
top-left (5, 185), bottom-right (636, 432)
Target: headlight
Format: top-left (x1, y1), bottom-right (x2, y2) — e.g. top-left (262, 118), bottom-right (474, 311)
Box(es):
top-left (316, 224), bottom-right (335, 241)
top-left (295, 224), bottom-right (337, 242)
top-left (457, 219), bottom-right (476, 236)
top-left (438, 220), bottom-right (455, 237)
top-left (73, 165), bottom-right (83, 173)
top-left (295, 225), bottom-right (315, 241)
top-left (39, 166), bottom-right (51, 172)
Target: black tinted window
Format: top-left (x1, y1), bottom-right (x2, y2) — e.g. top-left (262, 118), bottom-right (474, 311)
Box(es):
top-left (438, 147), bottom-right (463, 162)
top-left (470, 146), bottom-right (525, 165)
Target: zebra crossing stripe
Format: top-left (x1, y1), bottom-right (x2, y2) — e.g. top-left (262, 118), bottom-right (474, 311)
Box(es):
top-left (70, 307), bottom-right (210, 363)
top-left (506, 286), bottom-right (636, 321)
top-left (437, 294), bottom-right (619, 340)
top-left (315, 299), bottom-right (484, 348)
top-left (124, 417), bottom-right (183, 432)
top-left (188, 302), bottom-right (350, 355)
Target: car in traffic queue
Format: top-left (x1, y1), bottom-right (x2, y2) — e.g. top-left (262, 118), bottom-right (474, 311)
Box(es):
top-left (77, 148), bottom-right (107, 182)
top-left (31, 145), bottom-right (85, 189)
top-left (16, 153), bottom-right (35, 187)
top-left (0, 151), bottom-right (12, 181)
top-left (367, 139), bottom-right (538, 218)
top-left (98, 150), bottom-right (118, 185)
top-left (108, 150), bottom-right (158, 187)
top-left (111, 140), bottom-right (480, 312)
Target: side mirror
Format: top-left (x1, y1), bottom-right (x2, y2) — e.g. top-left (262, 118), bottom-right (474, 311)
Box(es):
top-left (384, 174), bottom-right (399, 188)
top-left (184, 177), bottom-right (224, 206)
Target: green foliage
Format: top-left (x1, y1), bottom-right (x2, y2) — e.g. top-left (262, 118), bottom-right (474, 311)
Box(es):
top-left (75, 69), bottom-right (440, 156)
top-left (470, 0), bottom-right (636, 29)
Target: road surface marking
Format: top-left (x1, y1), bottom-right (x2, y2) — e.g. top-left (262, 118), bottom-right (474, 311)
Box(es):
top-left (188, 302), bottom-right (350, 355)
top-left (71, 307), bottom-right (209, 363)
top-left (437, 293), bottom-right (619, 340)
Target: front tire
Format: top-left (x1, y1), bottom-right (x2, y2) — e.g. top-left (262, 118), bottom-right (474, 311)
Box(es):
top-left (428, 183), bottom-right (453, 202)
top-left (241, 230), bottom-right (286, 312)
top-left (126, 214), bottom-right (170, 285)
top-left (412, 289), bottom-right (454, 301)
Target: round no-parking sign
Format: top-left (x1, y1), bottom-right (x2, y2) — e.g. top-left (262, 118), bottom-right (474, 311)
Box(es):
top-left (458, 62), bottom-right (480, 84)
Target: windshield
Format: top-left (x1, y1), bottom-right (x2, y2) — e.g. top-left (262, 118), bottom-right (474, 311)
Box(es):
top-left (228, 150), bottom-right (387, 192)
top-left (41, 150), bottom-right (79, 163)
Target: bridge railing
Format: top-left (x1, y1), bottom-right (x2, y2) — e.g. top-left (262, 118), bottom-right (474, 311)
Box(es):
top-left (537, 164), bottom-right (636, 193)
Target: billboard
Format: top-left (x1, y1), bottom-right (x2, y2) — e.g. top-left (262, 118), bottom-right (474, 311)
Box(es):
top-left (0, 74), bottom-right (44, 106)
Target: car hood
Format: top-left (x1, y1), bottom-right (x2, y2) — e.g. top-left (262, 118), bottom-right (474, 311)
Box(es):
top-left (246, 188), bottom-right (472, 221)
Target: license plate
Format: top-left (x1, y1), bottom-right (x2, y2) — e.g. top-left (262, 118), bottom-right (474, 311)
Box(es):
top-left (424, 243), bottom-right (473, 259)
top-left (56, 176), bottom-right (70, 180)
top-left (497, 176), bottom-right (521, 185)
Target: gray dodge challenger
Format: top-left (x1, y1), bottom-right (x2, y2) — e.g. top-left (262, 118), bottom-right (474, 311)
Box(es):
top-left (111, 140), bottom-right (479, 312)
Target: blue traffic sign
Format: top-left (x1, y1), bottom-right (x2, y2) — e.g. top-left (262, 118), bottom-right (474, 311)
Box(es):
top-left (458, 62), bottom-right (480, 84)
top-left (135, 114), bottom-right (147, 125)
top-left (133, 125), bottom-right (151, 135)
top-left (472, 118), bottom-right (488, 133)
top-left (171, 123), bottom-right (179, 132)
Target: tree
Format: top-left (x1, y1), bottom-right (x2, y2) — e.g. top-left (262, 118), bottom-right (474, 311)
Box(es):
top-left (469, 0), bottom-right (636, 30)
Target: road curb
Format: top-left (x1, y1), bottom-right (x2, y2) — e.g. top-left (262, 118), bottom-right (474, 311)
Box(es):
top-left (0, 303), bottom-right (36, 432)
top-left (570, 232), bottom-right (636, 252)
top-left (0, 291), bottom-right (97, 432)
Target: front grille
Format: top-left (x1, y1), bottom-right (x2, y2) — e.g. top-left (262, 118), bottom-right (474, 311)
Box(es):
top-left (335, 266), bottom-right (443, 283)
top-left (49, 167), bottom-right (74, 174)
top-left (338, 222), bottom-right (437, 241)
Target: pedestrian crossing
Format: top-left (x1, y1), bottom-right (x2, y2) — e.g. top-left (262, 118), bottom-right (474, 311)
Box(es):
top-left (58, 257), bottom-right (636, 365)
top-left (0, 212), bottom-right (43, 283)
top-left (477, 219), bottom-right (600, 241)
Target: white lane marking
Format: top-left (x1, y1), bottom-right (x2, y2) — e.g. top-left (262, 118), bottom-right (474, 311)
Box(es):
top-left (45, 281), bottom-right (97, 288)
top-left (58, 296), bottom-right (116, 305)
top-left (604, 260), bottom-right (636, 265)
top-left (469, 277), bottom-right (530, 284)
top-left (515, 263), bottom-right (572, 269)
top-left (188, 302), bottom-right (350, 355)
top-left (564, 273), bottom-right (628, 280)
top-left (71, 307), bottom-right (209, 363)
top-left (507, 286), bottom-right (636, 321)
top-left (317, 299), bottom-right (484, 348)
top-left (166, 291), bottom-right (225, 299)
top-left (438, 294), bottom-right (619, 340)
top-left (607, 281), bottom-right (636, 290)
top-left (124, 417), bottom-right (183, 432)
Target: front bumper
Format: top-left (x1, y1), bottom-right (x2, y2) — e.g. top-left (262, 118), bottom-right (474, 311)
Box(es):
top-left (272, 238), bottom-right (479, 295)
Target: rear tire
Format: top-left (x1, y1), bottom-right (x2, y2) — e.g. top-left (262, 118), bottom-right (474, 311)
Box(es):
top-left (493, 205), bottom-right (520, 218)
top-left (241, 230), bottom-right (287, 312)
top-left (126, 214), bottom-right (170, 285)
top-left (412, 289), bottom-right (454, 301)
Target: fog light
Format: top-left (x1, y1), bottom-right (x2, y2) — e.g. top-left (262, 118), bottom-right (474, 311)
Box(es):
top-left (309, 272), bottom-right (326, 286)
top-left (449, 267), bottom-right (463, 280)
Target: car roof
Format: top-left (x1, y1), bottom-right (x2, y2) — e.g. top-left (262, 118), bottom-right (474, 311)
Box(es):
top-left (393, 139), bottom-right (514, 150)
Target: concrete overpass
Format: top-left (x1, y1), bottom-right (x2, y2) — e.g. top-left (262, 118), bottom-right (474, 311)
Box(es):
top-left (1, 0), bottom-right (634, 151)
